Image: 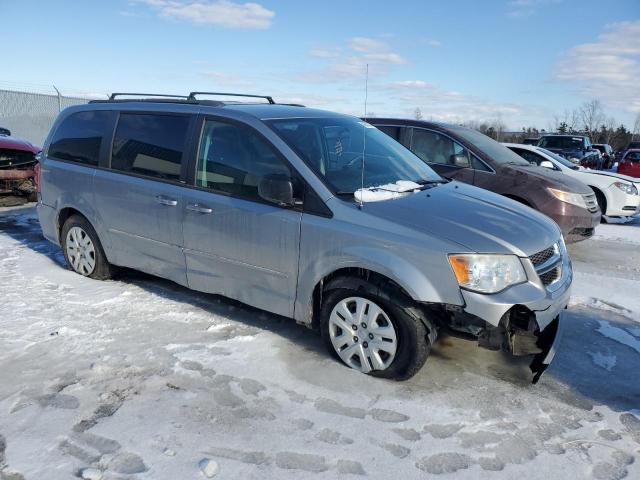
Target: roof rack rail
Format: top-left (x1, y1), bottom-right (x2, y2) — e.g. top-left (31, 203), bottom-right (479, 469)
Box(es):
top-left (108, 93), bottom-right (189, 101)
top-left (188, 91), bottom-right (275, 104)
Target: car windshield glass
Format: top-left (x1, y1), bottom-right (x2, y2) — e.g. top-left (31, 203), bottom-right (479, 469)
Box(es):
top-left (539, 136), bottom-right (584, 149)
top-left (447, 126), bottom-right (530, 165)
top-left (536, 147), bottom-right (579, 169)
top-left (267, 117), bottom-right (441, 195)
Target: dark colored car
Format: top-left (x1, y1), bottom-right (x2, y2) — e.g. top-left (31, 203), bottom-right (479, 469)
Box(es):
top-left (593, 144), bottom-right (613, 169)
top-left (537, 134), bottom-right (600, 169)
top-left (522, 138), bottom-right (540, 145)
top-left (618, 150), bottom-right (640, 178)
top-left (0, 129), bottom-right (40, 199)
top-left (367, 118), bottom-right (601, 242)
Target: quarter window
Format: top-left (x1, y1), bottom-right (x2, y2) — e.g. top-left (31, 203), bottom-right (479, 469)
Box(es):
top-left (111, 113), bottom-right (189, 181)
top-left (195, 120), bottom-right (292, 201)
top-left (411, 128), bottom-right (469, 166)
top-left (49, 111), bottom-right (112, 166)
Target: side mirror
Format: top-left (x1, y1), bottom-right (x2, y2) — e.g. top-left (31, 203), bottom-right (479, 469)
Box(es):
top-left (258, 173), bottom-right (294, 206)
top-left (540, 160), bottom-right (554, 169)
top-left (451, 154), bottom-right (470, 168)
top-left (0, 127), bottom-right (10, 136)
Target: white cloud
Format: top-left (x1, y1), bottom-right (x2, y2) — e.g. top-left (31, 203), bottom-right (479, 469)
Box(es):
top-left (302, 36), bottom-right (406, 82)
top-left (506, 0), bottom-right (562, 18)
top-left (377, 79), bottom-right (545, 127)
top-left (555, 21), bottom-right (640, 113)
top-left (309, 47), bottom-right (341, 59)
top-left (349, 37), bottom-right (388, 53)
top-left (136, 0), bottom-right (275, 29)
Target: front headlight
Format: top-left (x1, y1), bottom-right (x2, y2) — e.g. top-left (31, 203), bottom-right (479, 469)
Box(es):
top-left (448, 254), bottom-right (527, 294)
top-left (548, 187), bottom-right (587, 208)
top-left (612, 181), bottom-right (638, 195)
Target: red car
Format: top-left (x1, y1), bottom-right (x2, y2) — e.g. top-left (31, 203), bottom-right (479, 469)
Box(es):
top-left (0, 128), bottom-right (41, 199)
top-left (618, 149), bottom-right (640, 178)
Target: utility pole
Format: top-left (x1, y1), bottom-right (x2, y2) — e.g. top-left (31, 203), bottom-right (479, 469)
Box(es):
top-left (52, 85), bottom-right (62, 112)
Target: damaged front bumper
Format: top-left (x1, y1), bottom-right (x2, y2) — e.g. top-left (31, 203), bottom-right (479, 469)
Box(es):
top-left (456, 247), bottom-right (571, 382)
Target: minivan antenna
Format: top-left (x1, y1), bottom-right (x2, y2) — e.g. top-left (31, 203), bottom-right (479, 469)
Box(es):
top-left (358, 63), bottom-right (369, 209)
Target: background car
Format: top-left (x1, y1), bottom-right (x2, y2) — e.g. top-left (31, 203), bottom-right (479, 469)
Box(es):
top-left (505, 143), bottom-right (640, 219)
top-left (618, 149), bottom-right (640, 178)
top-left (0, 128), bottom-right (40, 201)
top-left (593, 143), bottom-right (614, 169)
top-left (522, 137), bottom-right (540, 145)
top-left (537, 134), bottom-right (601, 169)
top-left (368, 118), bottom-right (601, 242)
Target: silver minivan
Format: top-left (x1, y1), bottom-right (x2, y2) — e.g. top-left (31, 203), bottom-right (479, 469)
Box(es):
top-left (36, 93), bottom-right (569, 382)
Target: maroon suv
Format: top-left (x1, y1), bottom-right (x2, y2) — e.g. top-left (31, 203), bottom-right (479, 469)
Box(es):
top-left (368, 119), bottom-right (601, 243)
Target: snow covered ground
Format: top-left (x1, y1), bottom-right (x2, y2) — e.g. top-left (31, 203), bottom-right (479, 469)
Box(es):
top-left (1, 205), bottom-right (639, 480)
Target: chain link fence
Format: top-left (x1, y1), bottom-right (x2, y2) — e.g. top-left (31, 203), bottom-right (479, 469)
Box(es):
top-left (0, 87), bottom-right (107, 147)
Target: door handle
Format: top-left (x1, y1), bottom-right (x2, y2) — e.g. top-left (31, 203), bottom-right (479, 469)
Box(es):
top-left (186, 203), bottom-right (213, 214)
top-left (155, 195), bottom-right (178, 206)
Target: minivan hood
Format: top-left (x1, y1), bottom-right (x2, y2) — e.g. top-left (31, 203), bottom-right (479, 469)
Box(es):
top-left (362, 181), bottom-right (559, 257)
top-left (506, 164), bottom-right (592, 194)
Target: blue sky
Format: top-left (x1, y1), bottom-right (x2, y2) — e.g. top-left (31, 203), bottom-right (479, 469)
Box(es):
top-left (2, 0), bottom-right (639, 129)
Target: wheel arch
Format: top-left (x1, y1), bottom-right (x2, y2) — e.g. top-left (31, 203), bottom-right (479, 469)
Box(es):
top-left (55, 204), bottom-right (113, 262)
top-left (589, 185), bottom-right (608, 215)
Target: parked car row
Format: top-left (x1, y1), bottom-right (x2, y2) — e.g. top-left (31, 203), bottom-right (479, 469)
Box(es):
top-left (368, 119), bottom-right (602, 242)
top-left (504, 144), bottom-right (640, 217)
top-left (36, 92), bottom-right (569, 383)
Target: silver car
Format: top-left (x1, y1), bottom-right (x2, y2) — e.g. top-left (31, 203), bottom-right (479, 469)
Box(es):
top-left (36, 92), bottom-right (568, 382)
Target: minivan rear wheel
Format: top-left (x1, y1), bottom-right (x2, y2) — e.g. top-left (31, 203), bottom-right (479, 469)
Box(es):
top-left (61, 215), bottom-right (114, 280)
top-left (320, 284), bottom-right (434, 380)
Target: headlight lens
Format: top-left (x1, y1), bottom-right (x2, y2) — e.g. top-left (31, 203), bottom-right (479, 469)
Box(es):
top-left (548, 188), bottom-right (587, 208)
top-left (448, 254), bottom-right (527, 294)
top-left (613, 181), bottom-right (638, 195)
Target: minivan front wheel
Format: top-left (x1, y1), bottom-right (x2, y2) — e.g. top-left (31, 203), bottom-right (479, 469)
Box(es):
top-left (61, 215), bottom-right (114, 280)
top-left (320, 285), bottom-right (434, 380)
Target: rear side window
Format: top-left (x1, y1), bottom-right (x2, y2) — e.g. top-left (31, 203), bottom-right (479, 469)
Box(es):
top-left (49, 111), bottom-right (112, 166)
top-left (111, 113), bottom-right (189, 181)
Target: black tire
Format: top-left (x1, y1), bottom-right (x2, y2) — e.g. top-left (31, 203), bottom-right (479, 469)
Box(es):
top-left (61, 214), bottom-right (115, 280)
top-left (593, 189), bottom-right (607, 221)
top-left (319, 281), bottom-right (435, 380)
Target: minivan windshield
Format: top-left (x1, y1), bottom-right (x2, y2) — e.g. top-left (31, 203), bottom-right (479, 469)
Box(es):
top-left (448, 126), bottom-right (530, 166)
top-left (268, 117), bottom-right (441, 195)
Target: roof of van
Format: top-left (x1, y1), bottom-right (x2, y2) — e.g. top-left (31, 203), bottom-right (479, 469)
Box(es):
top-left (222, 103), bottom-right (350, 120)
top-left (85, 98), bottom-right (351, 121)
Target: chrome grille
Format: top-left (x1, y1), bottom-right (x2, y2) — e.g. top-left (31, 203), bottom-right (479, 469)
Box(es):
top-left (529, 243), bottom-right (563, 289)
top-left (539, 266), bottom-right (561, 286)
top-left (583, 193), bottom-right (598, 213)
top-left (529, 246), bottom-right (555, 267)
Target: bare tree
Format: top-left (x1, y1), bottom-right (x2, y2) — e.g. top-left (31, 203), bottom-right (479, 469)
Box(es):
top-left (633, 112), bottom-right (640, 141)
top-left (579, 99), bottom-right (605, 139)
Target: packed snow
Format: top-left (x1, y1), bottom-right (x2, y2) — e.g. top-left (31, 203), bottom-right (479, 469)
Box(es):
top-left (1, 205), bottom-right (639, 480)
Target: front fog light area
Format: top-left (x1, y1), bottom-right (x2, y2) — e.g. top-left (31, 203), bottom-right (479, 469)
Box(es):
top-left (448, 254), bottom-right (527, 294)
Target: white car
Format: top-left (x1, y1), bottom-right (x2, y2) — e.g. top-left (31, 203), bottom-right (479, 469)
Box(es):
top-left (504, 143), bottom-right (640, 219)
